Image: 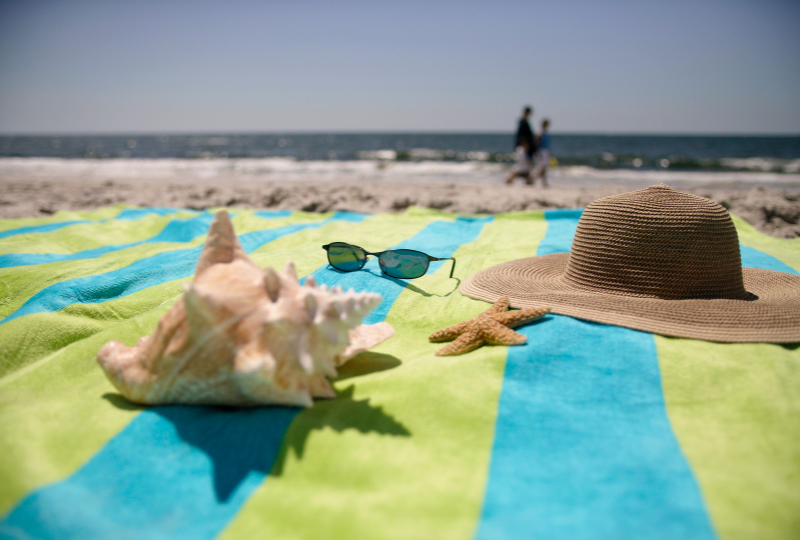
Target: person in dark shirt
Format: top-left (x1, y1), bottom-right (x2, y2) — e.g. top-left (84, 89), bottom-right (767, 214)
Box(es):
top-left (515, 106), bottom-right (536, 160)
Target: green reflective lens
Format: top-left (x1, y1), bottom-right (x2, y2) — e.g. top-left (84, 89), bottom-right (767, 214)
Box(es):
top-left (379, 250), bottom-right (429, 279)
top-left (327, 243), bottom-right (366, 272)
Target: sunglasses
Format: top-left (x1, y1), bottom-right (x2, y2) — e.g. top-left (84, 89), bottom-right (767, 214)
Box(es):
top-left (322, 242), bottom-right (456, 279)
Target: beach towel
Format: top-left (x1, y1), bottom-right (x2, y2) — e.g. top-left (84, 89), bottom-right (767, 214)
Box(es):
top-left (0, 205), bottom-right (798, 540)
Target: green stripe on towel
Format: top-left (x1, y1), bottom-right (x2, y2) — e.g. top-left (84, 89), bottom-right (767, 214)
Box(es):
top-left (0, 206), bottom-right (126, 234)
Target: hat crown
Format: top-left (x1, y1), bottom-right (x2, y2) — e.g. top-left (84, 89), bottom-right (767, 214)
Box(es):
top-left (562, 184), bottom-right (747, 300)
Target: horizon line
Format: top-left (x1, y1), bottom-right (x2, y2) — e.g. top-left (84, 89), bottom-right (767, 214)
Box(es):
top-left (1, 130), bottom-right (799, 138)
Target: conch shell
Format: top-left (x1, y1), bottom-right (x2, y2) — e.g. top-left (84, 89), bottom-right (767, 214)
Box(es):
top-left (97, 211), bottom-right (394, 407)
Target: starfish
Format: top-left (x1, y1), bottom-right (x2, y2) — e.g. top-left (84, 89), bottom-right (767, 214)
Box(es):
top-left (429, 296), bottom-right (550, 356)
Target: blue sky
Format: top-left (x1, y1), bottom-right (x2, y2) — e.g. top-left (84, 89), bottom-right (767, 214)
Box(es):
top-left (0, 0), bottom-right (798, 134)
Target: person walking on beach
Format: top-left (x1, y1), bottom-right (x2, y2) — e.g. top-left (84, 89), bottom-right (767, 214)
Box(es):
top-left (533, 118), bottom-right (552, 187)
top-left (505, 139), bottom-right (534, 185)
top-left (515, 106), bottom-right (536, 162)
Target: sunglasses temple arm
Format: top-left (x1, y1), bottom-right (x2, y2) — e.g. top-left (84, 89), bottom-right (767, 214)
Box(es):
top-left (430, 257), bottom-right (456, 278)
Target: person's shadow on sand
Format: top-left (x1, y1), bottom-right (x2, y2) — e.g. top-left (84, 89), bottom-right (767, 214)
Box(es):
top-left (102, 351), bottom-right (408, 502)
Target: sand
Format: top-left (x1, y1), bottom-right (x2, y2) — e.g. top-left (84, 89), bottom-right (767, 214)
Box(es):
top-left (1, 174), bottom-right (798, 239)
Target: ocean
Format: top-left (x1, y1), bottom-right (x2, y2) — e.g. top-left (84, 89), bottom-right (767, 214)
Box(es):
top-left (2, 133), bottom-right (799, 189)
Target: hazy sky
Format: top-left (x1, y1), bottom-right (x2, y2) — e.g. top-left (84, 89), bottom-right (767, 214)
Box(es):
top-left (1, 0), bottom-right (798, 134)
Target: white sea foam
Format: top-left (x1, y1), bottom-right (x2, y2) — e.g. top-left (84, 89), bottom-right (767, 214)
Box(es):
top-left (1, 157), bottom-right (798, 187)
top-left (0, 157), bottom-right (507, 182)
top-left (719, 157), bottom-right (800, 173)
top-left (355, 150), bottom-right (398, 160)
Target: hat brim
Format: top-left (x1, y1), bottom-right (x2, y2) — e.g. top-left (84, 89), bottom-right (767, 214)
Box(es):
top-left (460, 253), bottom-right (800, 343)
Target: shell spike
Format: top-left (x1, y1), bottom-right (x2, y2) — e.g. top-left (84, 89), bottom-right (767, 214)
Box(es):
top-left (282, 260), bottom-right (298, 281)
top-left (195, 211), bottom-right (250, 276)
top-left (305, 294), bottom-right (318, 320)
top-left (324, 301), bottom-right (340, 320)
top-left (263, 267), bottom-right (281, 302)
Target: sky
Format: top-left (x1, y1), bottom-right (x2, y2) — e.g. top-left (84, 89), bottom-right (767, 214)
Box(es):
top-left (0, 0), bottom-right (798, 135)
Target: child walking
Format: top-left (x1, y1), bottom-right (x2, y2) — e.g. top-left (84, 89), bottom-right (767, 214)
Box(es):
top-left (533, 119), bottom-right (552, 187)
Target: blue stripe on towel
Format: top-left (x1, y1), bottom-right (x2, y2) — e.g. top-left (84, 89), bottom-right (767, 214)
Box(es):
top-left (115, 207), bottom-right (191, 220)
top-left (0, 214), bottom-right (492, 540)
top-left (740, 246), bottom-right (798, 274)
top-left (0, 407), bottom-right (298, 540)
top-left (0, 212), bottom-right (366, 326)
top-left (0, 214), bottom-right (218, 269)
top-left (538, 209), bottom-right (581, 255)
top-left (476, 317), bottom-right (718, 540)
top-left (255, 210), bottom-right (293, 219)
top-left (475, 211), bottom-right (718, 540)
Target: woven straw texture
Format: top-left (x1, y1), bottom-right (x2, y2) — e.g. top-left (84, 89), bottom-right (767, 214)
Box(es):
top-left (461, 184), bottom-right (800, 342)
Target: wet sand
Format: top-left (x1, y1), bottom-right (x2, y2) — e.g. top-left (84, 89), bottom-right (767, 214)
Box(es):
top-left (1, 175), bottom-right (798, 238)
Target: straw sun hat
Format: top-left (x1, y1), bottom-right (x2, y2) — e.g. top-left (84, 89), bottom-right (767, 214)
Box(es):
top-left (461, 184), bottom-right (800, 342)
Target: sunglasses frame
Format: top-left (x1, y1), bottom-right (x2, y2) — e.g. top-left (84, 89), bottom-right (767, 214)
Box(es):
top-left (322, 242), bottom-right (456, 279)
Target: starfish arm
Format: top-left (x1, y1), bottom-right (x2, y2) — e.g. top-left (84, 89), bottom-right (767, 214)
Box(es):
top-left (494, 306), bottom-right (550, 328)
top-left (435, 327), bottom-right (484, 356)
top-left (428, 321), bottom-right (470, 342)
top-left (482, 320), bottom-right (528, 346)
top-left (485, 296), bottom-right (511, 315)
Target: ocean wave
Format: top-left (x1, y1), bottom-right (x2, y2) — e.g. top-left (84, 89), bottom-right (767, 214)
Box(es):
top-left (3, 134), bottom-right (798, 173)
top-left (326, 148), bottom-right (800, 173)
top-left (2, 157), bottom-right (799, 187)
top-left (719, 157), bottom-right (800, 173)
top-left (0, 157), bottom-right (506, 182)
top-left (357, 148), bottom-right (503, 162)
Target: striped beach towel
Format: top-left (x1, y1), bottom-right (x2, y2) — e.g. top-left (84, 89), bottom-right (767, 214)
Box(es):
top-left (0, 205), bottom-right (798, 540)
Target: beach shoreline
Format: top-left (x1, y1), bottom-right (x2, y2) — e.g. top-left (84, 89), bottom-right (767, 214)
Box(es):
top-left (1, 174), bottom-right (798, 239)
